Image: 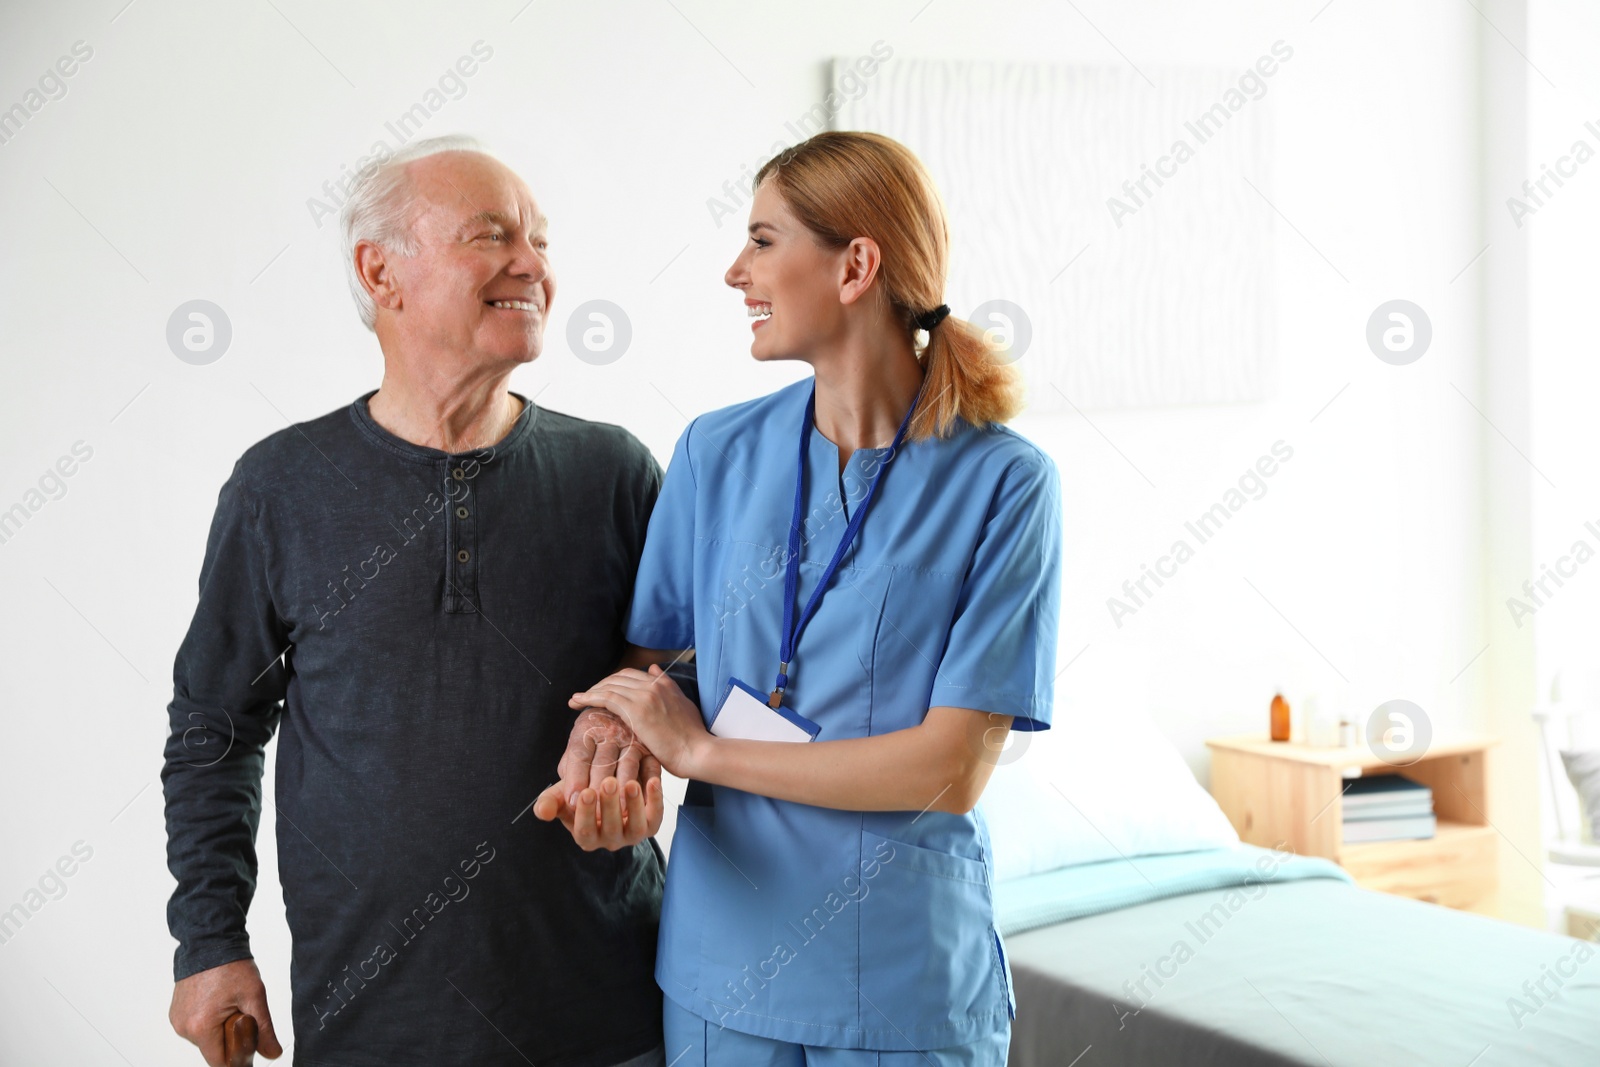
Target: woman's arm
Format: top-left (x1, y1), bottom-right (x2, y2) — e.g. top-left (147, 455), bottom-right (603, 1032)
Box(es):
top-left (700, 705), bottom-right (1012, 814)
top-left (569, 665), bottom-right (1013, 815)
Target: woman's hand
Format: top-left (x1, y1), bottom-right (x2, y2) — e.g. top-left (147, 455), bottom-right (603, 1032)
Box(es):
top-left (568, 664), bottom-right (710, 778)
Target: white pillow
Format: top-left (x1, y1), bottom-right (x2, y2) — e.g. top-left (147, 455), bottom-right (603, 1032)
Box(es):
top-left (977, 708), bottom-right (1239, 883)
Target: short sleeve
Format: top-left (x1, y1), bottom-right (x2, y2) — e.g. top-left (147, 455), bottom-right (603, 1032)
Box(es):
top-left (623, 420), bottom-right (699, 649)
top-left (928, 452), bottom-right (1063, 731)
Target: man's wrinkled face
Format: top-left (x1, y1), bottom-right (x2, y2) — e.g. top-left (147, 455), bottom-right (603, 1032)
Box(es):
top-left (388, 151), bottom-right (556, 366)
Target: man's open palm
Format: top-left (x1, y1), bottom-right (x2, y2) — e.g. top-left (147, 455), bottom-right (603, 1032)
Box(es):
top-left (532, 708), bottom-right (664, 850)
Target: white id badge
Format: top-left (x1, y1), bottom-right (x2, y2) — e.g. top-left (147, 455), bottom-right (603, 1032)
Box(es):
top-left (710, 677), bottom-right (821, 743)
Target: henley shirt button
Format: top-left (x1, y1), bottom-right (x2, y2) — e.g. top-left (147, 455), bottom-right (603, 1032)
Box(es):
top-left (452, 468), bottom-right (465, 480)
top-left (456, 549), bottom-right (470, 563)
top-left (456, 506), bottom-right (469, 519)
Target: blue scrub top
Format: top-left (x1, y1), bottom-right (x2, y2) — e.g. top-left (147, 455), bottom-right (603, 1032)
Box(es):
top-left (625, 377), bottom-right (1063, 1052)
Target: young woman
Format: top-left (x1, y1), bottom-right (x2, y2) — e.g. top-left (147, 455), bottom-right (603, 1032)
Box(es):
top-left (570, 131), bottom-right (1063, 1067)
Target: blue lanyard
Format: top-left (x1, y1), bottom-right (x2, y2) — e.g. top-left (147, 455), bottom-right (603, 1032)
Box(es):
top-left (769, 382), bottom-right (919, 708)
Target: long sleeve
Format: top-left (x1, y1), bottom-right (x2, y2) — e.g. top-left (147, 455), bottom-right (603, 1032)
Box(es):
top-left (161, 464), bottom-right (289, 981)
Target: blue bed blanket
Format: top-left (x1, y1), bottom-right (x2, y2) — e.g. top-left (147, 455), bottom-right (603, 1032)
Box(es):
top-left (993, 843), bottom-right (1352, 937)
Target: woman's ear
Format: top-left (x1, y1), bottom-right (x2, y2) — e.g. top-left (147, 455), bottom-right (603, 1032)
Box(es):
top-left (837, 236), bottom-right (882, 307)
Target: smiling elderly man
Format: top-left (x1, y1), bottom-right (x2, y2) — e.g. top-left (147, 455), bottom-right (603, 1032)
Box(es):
top-left (162, 135), bottom-right (680, 1067)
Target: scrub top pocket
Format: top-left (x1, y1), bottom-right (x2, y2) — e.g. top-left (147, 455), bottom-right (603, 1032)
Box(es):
top-left (857, 831), bottom-right (1009, 1036)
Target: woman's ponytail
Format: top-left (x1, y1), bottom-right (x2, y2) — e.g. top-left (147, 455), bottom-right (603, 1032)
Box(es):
top-left (911, 312), bottom-right (1025, 443)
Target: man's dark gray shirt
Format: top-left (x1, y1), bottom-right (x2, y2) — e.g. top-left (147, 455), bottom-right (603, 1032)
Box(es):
top-left (162, 390), bottom-right (669, 1067)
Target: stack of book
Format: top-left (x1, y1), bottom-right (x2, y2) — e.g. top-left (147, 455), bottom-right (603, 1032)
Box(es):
top-left (1341, 774), bottom-right (1435, 843)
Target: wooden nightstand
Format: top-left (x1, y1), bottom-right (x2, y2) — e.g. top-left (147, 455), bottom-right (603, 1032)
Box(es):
top-left (1205, 733), bottom-right (1500, 911)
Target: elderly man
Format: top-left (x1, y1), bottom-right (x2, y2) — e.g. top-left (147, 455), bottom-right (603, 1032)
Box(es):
top-left (162, 134), bottom-right (679, 1067)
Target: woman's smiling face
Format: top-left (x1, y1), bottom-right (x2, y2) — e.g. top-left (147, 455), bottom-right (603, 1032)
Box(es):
top-left (724, 178), bottom-right (849, 363)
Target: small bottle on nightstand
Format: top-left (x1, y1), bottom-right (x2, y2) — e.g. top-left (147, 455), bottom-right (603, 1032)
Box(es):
top-left (1270, 692), bottom-right (1291, 742)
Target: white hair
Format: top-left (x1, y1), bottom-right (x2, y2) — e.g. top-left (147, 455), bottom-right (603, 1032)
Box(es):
top-left (339, 134), bottom-right (497, 331)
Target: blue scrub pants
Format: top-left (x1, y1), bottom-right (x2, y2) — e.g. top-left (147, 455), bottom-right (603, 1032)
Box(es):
top-left (662, 996), bottom-right (1011, 1067)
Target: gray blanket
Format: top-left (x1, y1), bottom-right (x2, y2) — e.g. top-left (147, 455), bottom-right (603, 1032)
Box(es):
top-left (1004, 878), bottom-right (1600, 1066)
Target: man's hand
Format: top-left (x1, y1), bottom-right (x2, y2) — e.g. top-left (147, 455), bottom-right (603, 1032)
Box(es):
top-left (568, 663), bottom-right (710, 777)
top-left (170, 958), bottom-right (283, 1064)
top-left (532, 707), bottom-right (664, 850)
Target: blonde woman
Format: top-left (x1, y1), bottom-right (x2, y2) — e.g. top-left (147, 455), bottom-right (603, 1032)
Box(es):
top-left (565, 132), bottom-right (1062, 1066)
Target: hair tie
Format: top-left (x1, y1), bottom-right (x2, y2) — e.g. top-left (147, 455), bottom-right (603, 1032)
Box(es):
top-left (915, 304), bottom-right (951, 331)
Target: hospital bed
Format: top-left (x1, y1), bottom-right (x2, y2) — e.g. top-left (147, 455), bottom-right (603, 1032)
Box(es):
top-left (978, 710), bottom-right (1600, 1067)
top-left (995, 846), bottom-right (1600, 1066)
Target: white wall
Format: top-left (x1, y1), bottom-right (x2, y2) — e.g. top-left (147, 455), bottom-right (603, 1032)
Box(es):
top-left (0, 0), bottom-right (1547, 1062)
top-left (1522, 0), bottom-right (1600, 926)
top-left (1525, 0), bottom-right (1600, 677)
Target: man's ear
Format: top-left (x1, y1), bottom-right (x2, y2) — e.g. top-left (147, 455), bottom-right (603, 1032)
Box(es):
top-left (837, 236), bottom-right (882, 307)
top-left (354, 240), bottom-right (401, 314)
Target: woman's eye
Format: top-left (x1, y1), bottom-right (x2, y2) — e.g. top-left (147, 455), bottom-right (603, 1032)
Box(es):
top-left (752, 237), bottom-right (770, 248)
